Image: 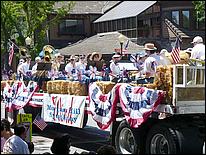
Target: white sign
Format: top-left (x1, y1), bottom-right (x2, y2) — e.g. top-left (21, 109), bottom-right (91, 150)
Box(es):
top-left (43, 94), bottom-right (86, 128)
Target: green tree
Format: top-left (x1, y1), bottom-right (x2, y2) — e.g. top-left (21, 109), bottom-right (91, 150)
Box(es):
top-left (193, 1), bottom-right (205, 22)
top-left (1, 1), bottom-right (75, 61)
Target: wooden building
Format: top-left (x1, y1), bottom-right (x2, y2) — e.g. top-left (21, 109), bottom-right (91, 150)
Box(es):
top-left (48, 1), bottom-right (120, 49)
top-left (93, 1), bottom-right (205, 50)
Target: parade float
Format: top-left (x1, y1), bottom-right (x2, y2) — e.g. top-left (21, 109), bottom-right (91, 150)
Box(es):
top-left (1, 61), bottom-right (205, 154)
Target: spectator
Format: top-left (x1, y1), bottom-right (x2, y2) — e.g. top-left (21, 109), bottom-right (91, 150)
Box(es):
top-left (3, 124), bottom-right (30, 154)
top-left (96, 144), bottom-right (116, 154)
top-left (50, 134), bottom-right (71, 154)
top-left (1, 119), bottom-right (14, 152)
top-left (1, 122), bottom-right (7, 152)
top-left (1, 119), bottom-right (14, 139)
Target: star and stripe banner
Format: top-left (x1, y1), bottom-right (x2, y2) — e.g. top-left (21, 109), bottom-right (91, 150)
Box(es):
top-left (171, 37), bottom-right (181, 64)
top-left (33, 113), bottom-right (47, 131)
top-left (8, 43), bottom-right (14, 66)
top-left (89, 83), bottom-right (165, 129)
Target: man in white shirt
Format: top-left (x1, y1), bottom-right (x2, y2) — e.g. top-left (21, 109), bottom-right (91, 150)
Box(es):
top-left (3, 124), bottom-right (30, 154)
top-left (190, 36), bottom-right (205, 60)
top-left (110, 54), bottom-right (122, 82)
top-left (16, 59), bottom-right (25, 80)
top-left (142, 43), bottom-right (160, 78)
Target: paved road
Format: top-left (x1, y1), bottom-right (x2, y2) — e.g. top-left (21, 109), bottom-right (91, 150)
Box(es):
top-left (32, 114), bottom-right (111, 154)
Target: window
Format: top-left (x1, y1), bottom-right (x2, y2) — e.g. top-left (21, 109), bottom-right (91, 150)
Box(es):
top-left (117, 19), bottom-right (121, 30)
top-left (122, 18), bottom-right (126, 29)
top-left (182, 10), bottom-right (190, 29)
top-left (108, 21), bottom-right (112, 32)
top-left (131, 17), bottom-right (136, 28)
top-left (112, 20), bottom-right (117, 31)
top-left (104, 22), bottom-right (108, 32)
top-left (172, 11), bottom-right (179, 25)
top-left (59, 19), bottom-right (84, 35)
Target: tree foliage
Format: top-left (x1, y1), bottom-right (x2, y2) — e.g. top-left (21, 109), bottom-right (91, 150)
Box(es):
top-left (1, 1), bottom-right (75, 58)
top-left (193, 1), bottom-right (205, 22)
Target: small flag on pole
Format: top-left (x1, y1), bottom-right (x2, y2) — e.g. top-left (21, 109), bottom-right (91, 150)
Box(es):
top-left (124, 39), bottom-right (129, 50)
top-left (171, 37), bottom-right (181, 64)
top-left (8, 43), bottom-right (14, 66)
top-left (33, 114), bottom-right (47, 131)
top-left (122, 39), bottom-right (129, 55)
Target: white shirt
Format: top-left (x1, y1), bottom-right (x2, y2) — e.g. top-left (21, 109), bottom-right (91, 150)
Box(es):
top-left (190, 43), bottom-right (205, 59)
top-left (110, 61), bottom-right (121, 77)
top-left (3, 135), bottom-right (30, 154)
top-left (65, 63), bottom-right (78, 80)
top-left (31, 63), bottom-right (38, 75)
top-left (19, 62), bottom-right (30, 75)
top-left (76, 61), bottom-right (86, 74)
top-left (143, 53), bottom-right (159, 77)
top-left (17, 63), bottom-right (24, 75)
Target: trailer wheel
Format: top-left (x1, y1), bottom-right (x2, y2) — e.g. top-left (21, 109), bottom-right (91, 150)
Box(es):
top-left (145, 125), bottom-right (180, 154)
top-left (115, 120), bottom-right (139, 154)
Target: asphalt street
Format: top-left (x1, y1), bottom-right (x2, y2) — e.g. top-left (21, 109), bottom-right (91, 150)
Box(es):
top-left (32, 114), bottom-right (111, 154)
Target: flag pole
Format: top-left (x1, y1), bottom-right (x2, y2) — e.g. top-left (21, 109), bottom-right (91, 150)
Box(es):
top-left (8, 39), bottom-right (20, 49)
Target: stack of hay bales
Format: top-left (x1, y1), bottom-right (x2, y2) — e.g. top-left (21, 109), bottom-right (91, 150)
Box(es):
top-left (47, 80), bottom-right (87, 96)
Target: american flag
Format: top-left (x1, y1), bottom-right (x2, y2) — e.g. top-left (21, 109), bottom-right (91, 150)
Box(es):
top-left (171, 37), bottom-right (181, 64)
top-left (33, 114), bottom-right (47, 131)
top-left (8, 43), bottom-right (14, 66)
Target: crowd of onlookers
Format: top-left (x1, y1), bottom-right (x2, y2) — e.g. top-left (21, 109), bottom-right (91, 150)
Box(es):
top-left (1, 118), bottom-right (117, 154)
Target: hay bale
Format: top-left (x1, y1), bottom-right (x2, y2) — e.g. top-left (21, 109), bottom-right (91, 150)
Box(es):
top-left (95, 81), bottom-right (116, 94)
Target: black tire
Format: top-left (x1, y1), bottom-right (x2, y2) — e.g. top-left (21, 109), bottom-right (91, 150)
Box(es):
top-left (146, 123), bottom-right (205, 154)
top-left (145, 124), bottom-right (180, 154)
top-left (115, 120), bottom-right (139, 154)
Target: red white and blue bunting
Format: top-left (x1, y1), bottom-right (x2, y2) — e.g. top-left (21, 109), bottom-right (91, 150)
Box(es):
top-left (2, 81), bottom-right (38, 112)
top-left (89, 83), bottom-right (165, 129)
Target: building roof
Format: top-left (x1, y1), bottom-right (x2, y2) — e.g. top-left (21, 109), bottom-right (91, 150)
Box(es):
top-left (94, 1), bottom-right (157, 23)
top-left (54, 1), bottom-right (120, 14)
top-left (58, 32), bottom-right (144, 56)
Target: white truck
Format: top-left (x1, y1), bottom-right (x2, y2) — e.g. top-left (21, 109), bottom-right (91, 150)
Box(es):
top-left (111, 64), bottom-right (205, 154)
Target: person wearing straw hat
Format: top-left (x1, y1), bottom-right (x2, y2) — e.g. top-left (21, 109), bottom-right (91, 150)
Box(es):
top-left (88, 52), bottom-right (103, 71)
top-left (109, 53), bottom-right (122, 82)
top-left (87, 52), bottom-right (103, 81)
top-left (142, 43), bottom-right (160, 78)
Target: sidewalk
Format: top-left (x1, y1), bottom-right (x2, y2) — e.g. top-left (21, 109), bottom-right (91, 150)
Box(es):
top-left (32, 135), bottom-right (89, 154)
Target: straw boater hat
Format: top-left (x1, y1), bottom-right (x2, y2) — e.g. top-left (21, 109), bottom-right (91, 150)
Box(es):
top-left (89, 52), bottom-right (102, 61)
top-left (144, 43), bottom-right (157, 51)
top-left (112, 54), bottom-right (121, 59)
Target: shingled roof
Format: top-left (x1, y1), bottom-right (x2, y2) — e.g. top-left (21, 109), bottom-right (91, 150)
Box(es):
top-left (58, 32), bottom-right (144, 56)
top-left (54, 1), bottom-right (120, 14)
